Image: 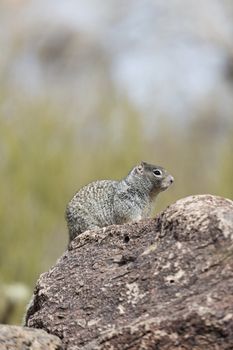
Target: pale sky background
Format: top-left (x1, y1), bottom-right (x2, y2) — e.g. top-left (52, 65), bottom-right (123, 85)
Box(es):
top-left (1, 0), bottom-right (233, 125)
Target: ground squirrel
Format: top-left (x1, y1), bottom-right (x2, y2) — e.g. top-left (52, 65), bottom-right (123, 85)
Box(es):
top-left (66, 161), bottom-right (174, 242)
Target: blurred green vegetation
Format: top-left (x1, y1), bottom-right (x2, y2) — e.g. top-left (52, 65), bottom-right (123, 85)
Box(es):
top-left (0, 91), bottom-right (232, 324)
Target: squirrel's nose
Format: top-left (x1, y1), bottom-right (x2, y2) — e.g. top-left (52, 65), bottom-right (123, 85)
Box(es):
top-left (169, 175), bottom-right (174, 184)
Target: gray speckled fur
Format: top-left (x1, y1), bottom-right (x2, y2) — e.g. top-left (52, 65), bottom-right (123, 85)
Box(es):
top-left (66, 162), bottom-right (174, 242)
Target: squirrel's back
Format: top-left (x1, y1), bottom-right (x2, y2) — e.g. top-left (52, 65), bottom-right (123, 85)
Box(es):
top-left (66, 180), bottom-right (118, 241)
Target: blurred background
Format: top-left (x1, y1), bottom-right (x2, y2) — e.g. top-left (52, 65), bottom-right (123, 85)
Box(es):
top-left (0, 0), bottom-right (233, 324)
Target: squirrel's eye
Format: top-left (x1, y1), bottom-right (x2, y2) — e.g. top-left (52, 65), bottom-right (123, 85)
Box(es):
top-left (153, 169), bottom-right (162, 177)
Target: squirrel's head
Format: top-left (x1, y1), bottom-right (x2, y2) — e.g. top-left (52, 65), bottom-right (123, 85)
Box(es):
top-left (130, 161), bottom-right (174, 196)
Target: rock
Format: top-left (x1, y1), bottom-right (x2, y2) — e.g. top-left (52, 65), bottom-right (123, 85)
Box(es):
top-left (0, 324), bottom-right (63, 349)
top-left (25, 195), bottom-right (233, 349)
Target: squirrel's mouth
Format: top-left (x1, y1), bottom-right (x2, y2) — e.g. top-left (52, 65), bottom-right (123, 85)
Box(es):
top-left (161, 175), bottom-right (174, 191)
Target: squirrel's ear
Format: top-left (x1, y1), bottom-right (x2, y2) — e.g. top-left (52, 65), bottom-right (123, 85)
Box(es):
top-left (135, 164), bottom-right (143, 174)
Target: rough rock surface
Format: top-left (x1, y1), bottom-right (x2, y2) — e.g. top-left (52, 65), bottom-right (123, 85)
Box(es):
top-left (25, 195), bottom-right (233, 349)
top-left (0, 324), bottom-right (62, 349)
